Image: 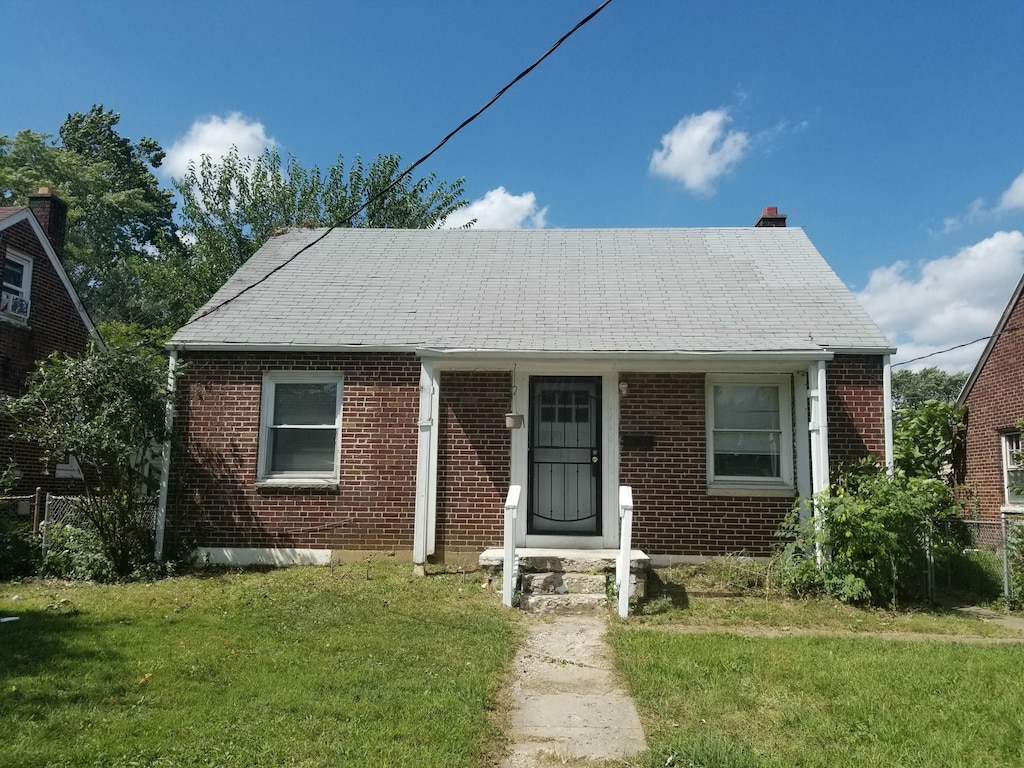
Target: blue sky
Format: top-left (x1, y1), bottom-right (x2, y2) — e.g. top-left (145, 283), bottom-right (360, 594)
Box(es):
top-left (6, 0), bottom-right (1024, 371)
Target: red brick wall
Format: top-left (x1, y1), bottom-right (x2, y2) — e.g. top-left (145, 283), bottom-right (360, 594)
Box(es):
top-left (826, 354), bottom-right (887, 467)
top-left (435, 371), bottom-right (511, 554)
top-left (619, 373), bottom-right (793, 556)
top-left (0, 216), bottom-right (92, 496)
top-left (963, 293), bottom-right (1024, 519)
top-left (168, 352), bottom-right (420, 551)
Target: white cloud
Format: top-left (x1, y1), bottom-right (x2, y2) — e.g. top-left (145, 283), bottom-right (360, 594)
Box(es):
top-left (857, 231), bottom-right (1024, 371)
top-left (649, 109), bottom-right (750, 195)
top-left (442, 187), bottom-right (548, 229)
top-left (999, 170), bottom-right (1024, 211)
top-left (163, 113), bottom-right (276, 180)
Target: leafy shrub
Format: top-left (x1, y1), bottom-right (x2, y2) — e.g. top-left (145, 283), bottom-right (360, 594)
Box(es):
top-left (1009, 522), bottom-right (1024, 610)
top-left (778, 465), bottom-right (967, 607)
top-left (41, 522), bottom-right (117, 582)
top-left (0, 518), bottom-right (39, 580)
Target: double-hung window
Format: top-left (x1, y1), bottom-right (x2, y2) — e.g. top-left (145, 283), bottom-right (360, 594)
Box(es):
top-left (1001, 432), bottom-right (1024, 507)
top-left (707, 375), bottom-right (793, 489)
top-left (1, 250), bottom-right (32, 320)
top-left (258, 372), bottom-right (342, 483)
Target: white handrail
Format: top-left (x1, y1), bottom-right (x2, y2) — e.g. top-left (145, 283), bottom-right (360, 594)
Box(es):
top-left (617, 485), bottom-right (634, 618)
top-left (502, 485), bottom-right (522, 608)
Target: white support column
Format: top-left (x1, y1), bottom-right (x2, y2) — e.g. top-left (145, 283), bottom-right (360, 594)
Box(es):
top-left (794, 370), bottom-right (812, 521)
top-left (807, 361), bottom-right (830, 497)
top-left (883, 355), bottom-right (894, 474)
top-left (807, 361), bottom-right (831, 564)
top-left (413, 361), bottom-right (439, 571)
top-left (154, 349), bottom-right (178, 562)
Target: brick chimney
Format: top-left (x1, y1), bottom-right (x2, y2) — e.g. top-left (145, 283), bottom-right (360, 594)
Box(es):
top-left (28, 187), bottom-right (68, 260)
top-left (754, 206), bottom-right (787, 227)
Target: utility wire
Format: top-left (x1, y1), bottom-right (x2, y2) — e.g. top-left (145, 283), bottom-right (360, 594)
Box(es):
top-left (182, 0), bottom-right (616, 328)
top-left (891, 322), bottom-right (1024, 368)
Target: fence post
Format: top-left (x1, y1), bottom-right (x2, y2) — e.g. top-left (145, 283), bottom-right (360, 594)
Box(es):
top-left (33, 486), bottom-right (43, 534)
top-left (41, 493), bottom-right (52, 557)
top-left (925, 519), bottom-right (935, 604)
top-left (1002, 512), bottom-right (1012, 605)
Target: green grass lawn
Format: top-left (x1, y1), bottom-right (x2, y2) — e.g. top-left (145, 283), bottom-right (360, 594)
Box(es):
top-left (0, 564), bottom-right (521, 768)
top-left (635, 564), bottom-right (1020, 637)
top-left (610, 627), bottom-right (1024, 768)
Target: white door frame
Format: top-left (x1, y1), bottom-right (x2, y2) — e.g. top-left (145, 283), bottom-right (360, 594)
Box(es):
top-left (511, 365), bottom-right (620, 548)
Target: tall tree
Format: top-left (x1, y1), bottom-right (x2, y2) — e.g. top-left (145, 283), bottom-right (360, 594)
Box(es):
top-left (0, 106), bottom-right (179, 326)
top-left (891, 367), bottom-right (969, 414)
top-left (174, 147), bottom-right (470, 311)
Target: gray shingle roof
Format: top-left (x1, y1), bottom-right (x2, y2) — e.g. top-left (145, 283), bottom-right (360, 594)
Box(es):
top-left (170, 227), bottom-right (892, 354)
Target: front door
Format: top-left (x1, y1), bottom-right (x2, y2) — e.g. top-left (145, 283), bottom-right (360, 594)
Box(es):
top-left (528, 376), bottom-right (602, 535)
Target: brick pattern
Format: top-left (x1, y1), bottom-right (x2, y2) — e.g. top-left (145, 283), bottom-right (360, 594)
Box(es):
top-left (173, 357), bottom-right (886, 559)
top-left (963, 294), bottom-right (1024, 519)
top-left (435, 371), bottom-right (511, 554)
top-left (619, 373), bottom-right (793, 556)
top-left (0, 216), bottom-right (91, 495)
top-left (826, 354), bottom-right (887, 466)
top-left (168, 352), bottom-right (420, 550)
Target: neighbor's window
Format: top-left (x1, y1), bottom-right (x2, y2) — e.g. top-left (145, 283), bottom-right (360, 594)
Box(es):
top-left (1, 250), bottom-right (32, 319)
top-left (707, 376), bottom-right (793, 487)
top-left (1001, 432), bottom-right (1024, 506)
top-left (258, 372), bottom-right (342, 482)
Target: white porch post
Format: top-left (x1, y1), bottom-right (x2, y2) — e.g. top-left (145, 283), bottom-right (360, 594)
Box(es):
top-left (808, 360), bottom-right (831, 496)
top-left (883, 355), bottom-right (894, 474)
top-left (794, 370), bottom-right (812, 521)
top-left (413, 361), bottom-right (439, 572)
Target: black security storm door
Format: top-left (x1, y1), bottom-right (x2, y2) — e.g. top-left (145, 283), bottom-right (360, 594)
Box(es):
top-left (528, 376), bottom-right (602, 535)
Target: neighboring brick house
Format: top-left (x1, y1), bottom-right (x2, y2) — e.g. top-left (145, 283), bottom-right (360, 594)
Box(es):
top-left (160, 208), bottom-right (894, 567)
top-left (1, 189), bottom-right (99, 497)
top-left (958, 274), bottom-right (1024, 519)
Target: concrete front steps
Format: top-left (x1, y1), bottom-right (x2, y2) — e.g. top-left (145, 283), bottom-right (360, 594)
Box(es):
top-left (479, 548), bottom-right (650, 614)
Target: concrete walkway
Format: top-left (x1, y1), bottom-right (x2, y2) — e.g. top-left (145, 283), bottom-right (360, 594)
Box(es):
top-left (500, 615), bottom-right (646, 768)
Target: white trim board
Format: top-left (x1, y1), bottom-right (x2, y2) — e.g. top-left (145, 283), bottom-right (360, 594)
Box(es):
top-left (196, 547), bottom-right (332, 566)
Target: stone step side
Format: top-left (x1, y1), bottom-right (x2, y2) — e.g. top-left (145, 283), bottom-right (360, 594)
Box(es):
top-left (496, 570), bottom-right (645, 599)
top-left (520, 593), bottom-right (607, 614)
top-left (521, 571), bottom-right (607, 595)
top-left (479, 548), bottom-right (650, 576)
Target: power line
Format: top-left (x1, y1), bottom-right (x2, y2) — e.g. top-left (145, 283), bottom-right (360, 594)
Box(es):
top-left (182, 0), bottom-right (616, 329)
top-left (891, 322), bottom-right (1024, 368)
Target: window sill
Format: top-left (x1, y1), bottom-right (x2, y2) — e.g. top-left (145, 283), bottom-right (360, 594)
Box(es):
top-left (0, 313), bottom-right (30, 328)
top-left (707, 483), bottom-right (795, 498)
top-left (256, 478), bottom-right (340, 493)
top-left (999, 505), bottom-right (1024, 515)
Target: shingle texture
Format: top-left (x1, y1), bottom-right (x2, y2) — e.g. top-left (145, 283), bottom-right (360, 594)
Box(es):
top-left (171, 227), bottom-right (891, 353)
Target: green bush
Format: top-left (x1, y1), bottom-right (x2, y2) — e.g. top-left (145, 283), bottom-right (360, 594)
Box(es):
top-left (0, 518), bottom-right (39, 580)
top-left (1009, 522), bottom-right (1024, 609)
top-left (778, 466), bottom-right (967, 607)
top-left (41, 523), bottom-right (117, 582)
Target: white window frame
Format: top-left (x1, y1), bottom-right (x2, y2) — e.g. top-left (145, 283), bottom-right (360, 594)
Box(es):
top-left (2, 249), bottom-right (32, 320)
top-left (257, 371), bottom-right (343, 486)
top-left (1001, 432), bottom-right (1024, 507)
top-left (706, 374), bottom-right (794, 492)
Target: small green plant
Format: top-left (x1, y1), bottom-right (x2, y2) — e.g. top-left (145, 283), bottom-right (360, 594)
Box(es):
top-left (41, 522), bottom-right (116, 582)
top-left (1008, 521), bottom-right (1024, 610)
top-left (0, 465), bottom-right (38, 580)
top-left (0, 518), bottom-right (38, 580)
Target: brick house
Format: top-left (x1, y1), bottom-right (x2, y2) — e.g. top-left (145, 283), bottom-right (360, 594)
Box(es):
top-left (958, 273), bottom-right (1024, 519)
top-left (160, 208), bottom-right (894, 567)
top-left (1, 189), bottom-right (98, 497)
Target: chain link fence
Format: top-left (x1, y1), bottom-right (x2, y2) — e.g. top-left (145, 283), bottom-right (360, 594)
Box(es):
top-left (930, 513), bottom-right (1024, 606)
top-left (40, 494), bottom-right (91, 556)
